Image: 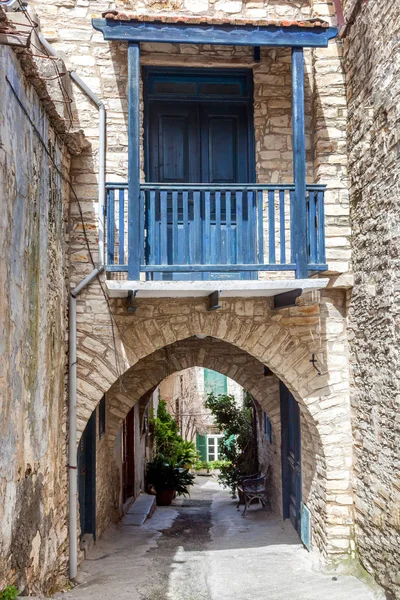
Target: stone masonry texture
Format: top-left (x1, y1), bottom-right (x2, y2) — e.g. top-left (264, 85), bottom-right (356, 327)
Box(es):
top-left (343, 0), bottom-right (400, 597)
top-left (72, 288), bottom-right (355, 559)
top-left (0, 44), bottom-right (71, 594)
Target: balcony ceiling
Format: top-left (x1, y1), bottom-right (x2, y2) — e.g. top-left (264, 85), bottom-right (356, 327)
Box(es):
top-left (105, 278), bottom-right (329, 299)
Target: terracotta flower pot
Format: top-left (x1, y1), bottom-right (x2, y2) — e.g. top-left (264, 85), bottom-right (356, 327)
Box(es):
top-left (156, 489), bottom-right (175, 506)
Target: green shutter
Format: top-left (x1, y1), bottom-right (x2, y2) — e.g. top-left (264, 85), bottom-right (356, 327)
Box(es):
top-left (204, 369), bottom-right (227, 396)
top-left (196, 433), bottom-right (207, 461)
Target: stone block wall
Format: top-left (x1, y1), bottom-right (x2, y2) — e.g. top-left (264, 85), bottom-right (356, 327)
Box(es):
top-left (343, 0), bottom-right (400, 596)
top-left (254, 378), bottom-right (282, 513)
top-left (0, 43), bottom-right (71, 594)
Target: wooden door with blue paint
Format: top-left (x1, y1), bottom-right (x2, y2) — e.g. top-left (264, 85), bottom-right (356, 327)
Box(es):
top-left (145, 69), bottom-right (255, 280)
top-left (78, 411), bottom-right (96, 539)
top-left (280, 382), bottom-right (302, 535)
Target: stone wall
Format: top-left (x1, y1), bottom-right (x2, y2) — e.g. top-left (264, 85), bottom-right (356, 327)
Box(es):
top-left (343, 0), bottom-right (400, 596)
top-left (254, 378), bottom-right (282, 513)
top-left (0, 43), bottom-right (71, 594)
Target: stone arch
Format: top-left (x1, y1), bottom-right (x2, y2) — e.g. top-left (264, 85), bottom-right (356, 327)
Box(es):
top-left (105, 336), bottom-right (315, 446)
top-left (77, 294), bottom-right (346, 444)
top-left (104, 336), bottom-right (321, 522)
top-left (77, 293), bottom-right (353, 557)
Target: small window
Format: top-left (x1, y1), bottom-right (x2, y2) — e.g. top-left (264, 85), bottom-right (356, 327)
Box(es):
top-left (153, 81), bottom-right (196, 95)
top-left (198, 82), bottom-right (241, 96)
top-left (99, 395), bottom-right (106, 438)
top-left (206, 434), bottom-right (224, 462)
top-left (263, 412), bottom-right (272, 444)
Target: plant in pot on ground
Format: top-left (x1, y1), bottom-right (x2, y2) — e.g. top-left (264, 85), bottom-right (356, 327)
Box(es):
top-left (147, 400), bottom-right (197, 504)
top-left (146, 454), bottom-right (195, 505)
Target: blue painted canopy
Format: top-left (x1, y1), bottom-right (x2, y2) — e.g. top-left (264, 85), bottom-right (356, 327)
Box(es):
top-left (92, 18), bottom-right (338, 48)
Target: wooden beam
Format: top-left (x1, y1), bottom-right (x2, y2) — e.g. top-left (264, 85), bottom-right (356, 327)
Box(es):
top-left (208, 291), bottom-right (222, 311)
top-left (291, 47), bottom-right (308, 279)
top-left (128, 43), bottom-right (141, 280)
top-left (273, 288), bottom-right (302, 309)
top-left (127, 290), bottom-right (138, 313)
top-left (92, 19), bottom-right (338, 48)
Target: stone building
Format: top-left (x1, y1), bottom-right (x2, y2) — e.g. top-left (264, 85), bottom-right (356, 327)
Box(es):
top-left (0, 0), bottom-right (398, 598)
top-left (342, 0), bottom-right (400, 595)
top-left (158, 367), bottom-right (244, 446)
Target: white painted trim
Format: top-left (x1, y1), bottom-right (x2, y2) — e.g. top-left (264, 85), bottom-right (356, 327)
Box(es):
top-left (105, 278), bottom-right (329, 298)
top-left (206, 434), bottom-right (224, 462)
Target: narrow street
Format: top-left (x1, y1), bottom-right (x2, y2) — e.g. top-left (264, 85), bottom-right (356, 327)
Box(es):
top-left (54, 478), bottom-right (383, 600)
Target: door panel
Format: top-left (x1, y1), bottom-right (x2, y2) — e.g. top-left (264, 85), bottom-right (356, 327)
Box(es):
top-left (78, 411), bottom-right (96, 538)
top-left (281, 382), bottom-right (302, 535)
top-left (200, 104), bottom-right (250, 184)
top-left (148, 102), bottom-right (200, 183)
top-left (122, 407), bottom-right (135, 502)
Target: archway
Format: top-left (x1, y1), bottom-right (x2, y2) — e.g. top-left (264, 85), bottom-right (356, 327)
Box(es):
top-left (84, 335), bottom-right (328, 554)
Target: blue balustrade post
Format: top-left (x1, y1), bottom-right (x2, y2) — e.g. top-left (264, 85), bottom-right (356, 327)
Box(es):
top-left (292, 47), bottom-right (308, 279)
top-left (128, 43), bottom-right (141, 280)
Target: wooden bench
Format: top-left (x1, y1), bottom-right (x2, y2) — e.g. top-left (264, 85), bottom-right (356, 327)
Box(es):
top-left (236, 466), bottom-right (271, 516)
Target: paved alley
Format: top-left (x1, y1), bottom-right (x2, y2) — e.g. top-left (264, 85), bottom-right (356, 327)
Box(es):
top-left (50, 478), bottom-right (383, 600)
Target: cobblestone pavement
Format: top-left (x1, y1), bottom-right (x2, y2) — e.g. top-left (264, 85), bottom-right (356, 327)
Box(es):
top-left (53, 478), bottom-right (384, 600)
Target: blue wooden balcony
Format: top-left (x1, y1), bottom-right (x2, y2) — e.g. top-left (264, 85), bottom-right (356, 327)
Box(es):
top-left (105, 182), bottom-right (326, 281)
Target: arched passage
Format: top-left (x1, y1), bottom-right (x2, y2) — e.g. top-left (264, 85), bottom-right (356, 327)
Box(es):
top-left (102, 337), bottom-right (321, 529)
top-left (76, 293), bottom-right (353, 558)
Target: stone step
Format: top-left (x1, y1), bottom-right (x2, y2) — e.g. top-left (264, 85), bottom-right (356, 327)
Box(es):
top-left (121, 493), bottom-right (156, 526)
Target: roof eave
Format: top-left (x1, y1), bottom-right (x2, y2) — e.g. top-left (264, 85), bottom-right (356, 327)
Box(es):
top-left (92, 18), bottom-right (338, 48)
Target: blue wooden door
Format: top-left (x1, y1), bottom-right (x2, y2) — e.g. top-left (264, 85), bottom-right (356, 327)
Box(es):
top-left (280, 382), bottom-right (302, 535)
top-left (78, 411), bottom-right (96, 539)
top-left (145, 71), bottom-right (255, 280)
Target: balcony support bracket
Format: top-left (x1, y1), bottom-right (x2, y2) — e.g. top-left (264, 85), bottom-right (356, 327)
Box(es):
top-left (127, 290), bottom-right (138, 313)
top-left (208, 290), bottom-right (222, 312)
top-left (273, 288), bottom-right (302, 309)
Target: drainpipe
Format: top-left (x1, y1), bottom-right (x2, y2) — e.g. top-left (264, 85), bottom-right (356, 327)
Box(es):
top-left (37, 32), bottom-right (106, 581)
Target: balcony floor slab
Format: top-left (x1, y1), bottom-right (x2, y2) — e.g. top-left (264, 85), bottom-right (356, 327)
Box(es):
top-left (105, 278), bottom-right (329, 298)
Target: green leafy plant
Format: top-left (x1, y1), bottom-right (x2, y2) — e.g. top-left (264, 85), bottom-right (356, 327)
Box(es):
top-left (177, 439), bottom-right (199, 468)
top-left (0, 585), bottom-right (19, 600)
top-left (146, 454), bottom-right (195, 495)
top-left (150, 401), bottom-right (198, 468)
top-left (204, 392), bottom-right (258, 497)
top-left (209, 459), bottom-right (231, 470)
top-left (194, 459), bottom-right (231, 472)
top-left (194, 459), bottom-right (210, 471)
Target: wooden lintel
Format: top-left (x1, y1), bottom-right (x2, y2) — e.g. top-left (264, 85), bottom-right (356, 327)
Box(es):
top-left (127, 290), bottom-right (138, 313)
top-left (208, 291), bottom-right (222, 311)
top-left (273, 288), bottom-right (302, 309)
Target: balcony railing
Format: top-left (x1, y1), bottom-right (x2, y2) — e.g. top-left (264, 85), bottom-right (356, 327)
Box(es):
top-left (105, 183), bottom-right (326, 280)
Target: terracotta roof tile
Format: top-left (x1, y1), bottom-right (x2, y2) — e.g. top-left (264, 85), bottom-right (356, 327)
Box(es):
top-left (101, 11), bottom-right (329, 29)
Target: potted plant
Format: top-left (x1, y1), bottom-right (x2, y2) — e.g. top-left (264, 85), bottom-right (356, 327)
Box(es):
top-left (146, 454), bottom-right (195, 506)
